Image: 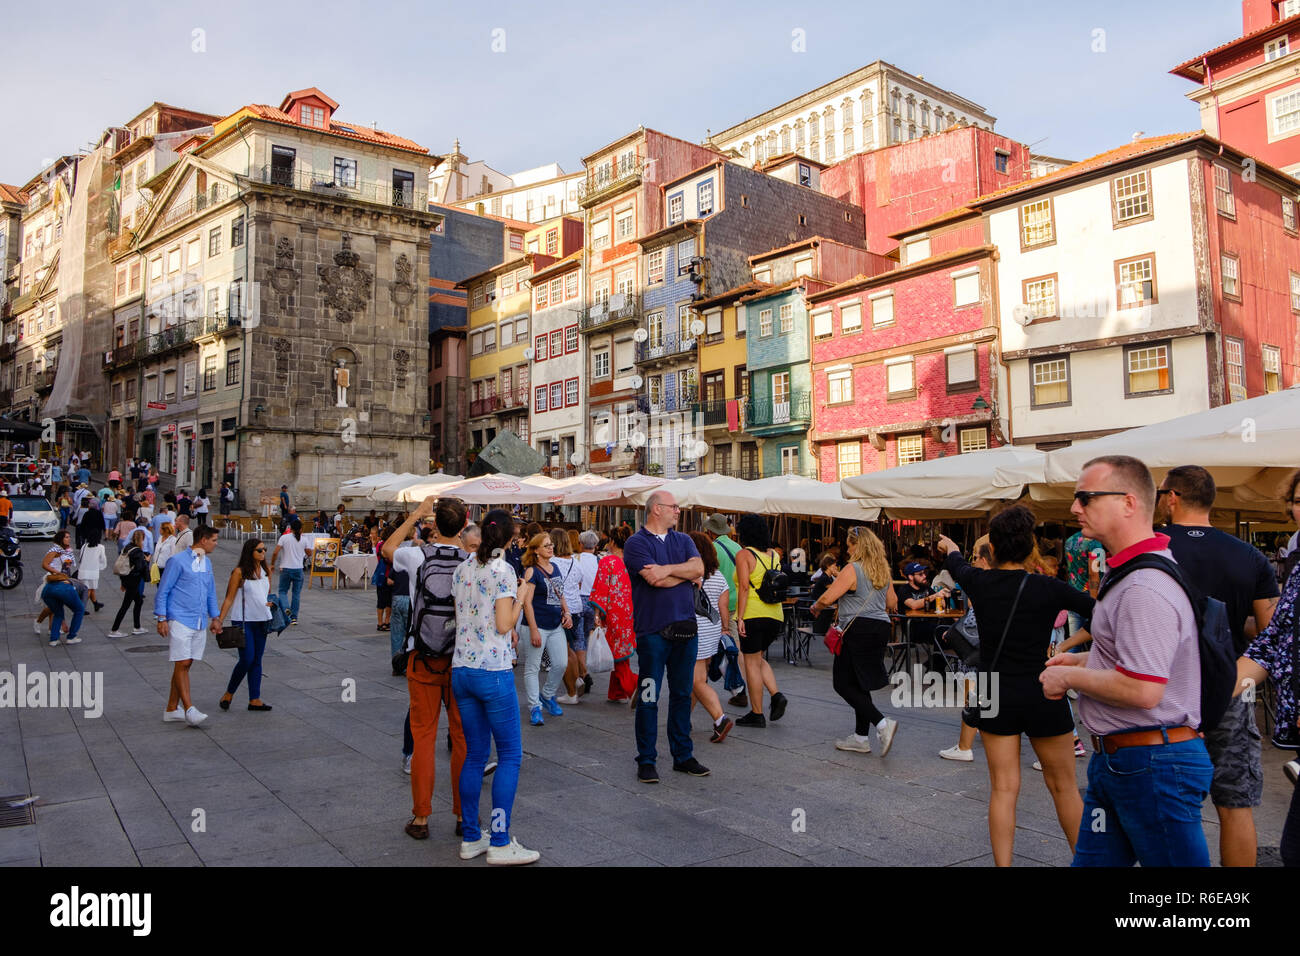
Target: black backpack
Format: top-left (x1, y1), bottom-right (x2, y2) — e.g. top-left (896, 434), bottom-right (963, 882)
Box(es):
top-left (751, 548), bottom-right (790, 605)
top-left (408, 544), bottom-right (465, 661)
top-left (1096, 553), bottom-right (1236, 732)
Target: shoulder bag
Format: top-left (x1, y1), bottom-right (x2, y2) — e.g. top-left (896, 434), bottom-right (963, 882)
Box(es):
top-left (823, 563), bottom-right (867, 657)
top-left (695, 576), bottom-right (720, 625)
top-left (961, 574), bottom-right (1027, 729)
top-left (215, 575), bottom-right (248, 650)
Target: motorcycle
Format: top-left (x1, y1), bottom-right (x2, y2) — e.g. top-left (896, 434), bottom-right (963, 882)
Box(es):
top-left (0, 531), bottom-right (23, 589)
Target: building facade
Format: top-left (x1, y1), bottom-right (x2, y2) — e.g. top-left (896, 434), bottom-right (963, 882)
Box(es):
top-left (529, 247), bottom-right (584, 475)
top-left (460, 257), bottom-right (534, 461)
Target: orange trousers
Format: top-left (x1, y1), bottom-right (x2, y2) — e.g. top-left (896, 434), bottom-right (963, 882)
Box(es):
top-left (407, 654), bottom-right (466, 819)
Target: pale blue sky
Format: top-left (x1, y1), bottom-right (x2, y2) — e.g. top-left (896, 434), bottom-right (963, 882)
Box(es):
top-left (0, 0), bottom-right (1244, 185)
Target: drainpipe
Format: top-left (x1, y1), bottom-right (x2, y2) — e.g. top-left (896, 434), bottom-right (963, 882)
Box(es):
top-left (233, 120), bottom-right (254, 509)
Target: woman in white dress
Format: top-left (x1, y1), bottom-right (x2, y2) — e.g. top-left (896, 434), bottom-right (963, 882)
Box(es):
top-left (77, 537), bottom-right (108, 612)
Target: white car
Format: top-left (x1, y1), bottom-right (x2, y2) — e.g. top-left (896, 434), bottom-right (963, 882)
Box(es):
top-left (9, 495), bottom-right (59, 539)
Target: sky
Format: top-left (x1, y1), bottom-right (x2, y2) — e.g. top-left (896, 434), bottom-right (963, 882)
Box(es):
top-left (0, 0), bottom-right (1245, 186)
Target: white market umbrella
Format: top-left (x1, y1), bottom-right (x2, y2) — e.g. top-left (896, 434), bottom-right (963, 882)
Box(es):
top-left (750, 474), bottom-right (881, 521)
top-left (340, 471), bottom-right (406, 496)
top-left (840, 445), bottom-right (1047, 517)
top-left (427, 473), bottom-right (567, 505)
top-left (369, 473), bottom-right (463, 503)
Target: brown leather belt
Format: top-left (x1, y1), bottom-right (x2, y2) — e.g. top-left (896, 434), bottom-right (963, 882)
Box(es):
top-left (1090, 726), bottom-right (1200, 755)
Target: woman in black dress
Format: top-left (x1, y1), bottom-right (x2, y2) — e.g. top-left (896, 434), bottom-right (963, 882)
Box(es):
top-left (936, 505), bottom-right (1093, 866)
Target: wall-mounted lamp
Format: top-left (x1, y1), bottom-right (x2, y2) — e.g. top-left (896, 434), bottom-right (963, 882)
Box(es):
top-left (971, 394), bottom-right (990, 411)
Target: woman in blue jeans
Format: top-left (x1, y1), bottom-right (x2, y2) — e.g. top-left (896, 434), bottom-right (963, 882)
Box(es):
top-left (449, 508), bottom-right (538, 865)
top-left (217, 539), bottom-right (274, 711)
top-left (519, 532), bottom-right (573, 726)
top-left (41, 530), bottom-right (84, 646)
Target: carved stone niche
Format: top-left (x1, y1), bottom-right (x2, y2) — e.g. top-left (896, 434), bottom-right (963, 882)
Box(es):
top-left (271, 237), bottom-right (297, 293)
top-left (317, 234), bottom-right (374, 323)
top-left (390, 253), bottom-right (416, 311)
top-left (393, 348), bottom-right (410, 388)
top-left (273, 336), bottom-right (292, 375)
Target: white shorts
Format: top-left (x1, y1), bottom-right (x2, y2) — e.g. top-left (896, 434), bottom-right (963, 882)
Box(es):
top-left (168, 620), bottom-right (207, 662)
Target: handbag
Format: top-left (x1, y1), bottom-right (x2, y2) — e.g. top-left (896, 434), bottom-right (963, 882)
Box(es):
top-left (961, 574), bottom-right (1027, 729)
top-left (694, 579), bottom-right (720, 625)
top-left (215, 579), bottom-right (248, 650)
top-left (823, 565), bottom-right (866, 657)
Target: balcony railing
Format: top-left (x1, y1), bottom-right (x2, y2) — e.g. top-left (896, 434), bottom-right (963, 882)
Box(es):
top-left (745, 392), bottom-right (812, 429)
top-left (637, 385), bottom-right (698, 417)
top-left (33, 368), bottom-right (56, 392)
top-left (578, 294), bottom-right (641, 332)
top-left (697, 399), bottom-right (730, 427)
top-left (469, 395), bottom-right (502, 418)
top-left (254, 166), bottom-right (426, 210)
top-left (158, 184), bottom-right (230, 231)
top-left (499, 389), bottom-right (528, 411)
top-left (578, 156), bottom-right (645, 208)
top-left (102, 315), bottom-right (242, 369)
top-left (634, 330), bottom-right (698, 366)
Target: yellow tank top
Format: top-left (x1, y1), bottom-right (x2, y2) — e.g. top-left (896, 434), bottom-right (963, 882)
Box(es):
top-left (742, 547), bottom-right (784, 622)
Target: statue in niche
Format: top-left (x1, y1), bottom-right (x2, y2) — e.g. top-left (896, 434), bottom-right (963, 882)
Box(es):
top-left (334, 360), bottom-right (351, 408)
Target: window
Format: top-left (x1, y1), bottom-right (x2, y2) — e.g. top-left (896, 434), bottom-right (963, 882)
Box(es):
top-left (167, 247), bottom-right (181, 273)
top-left (434, 343), bottom-right (443, 369)
top-left (207, 287), bottom-right (220, 318)
top-left (668, 193), bottom-right (684, 225)
top-left (535, 282), bottom-right (549, 310)
top-left (945, 347), bottom-right (977, 391)
top-left (958, 428), bottom-right (989, 453)
top-left (812, 308), bottom-right (832, 339)
top-left (472, 284), bottom-right (485, 309)
top-left (546, 382), bottom-right (562, 411)
top-left (897, 434), bottom-right (924, 465)
top-left (565, 272), bottom-right (578, 300)
top-left (1020, 198), bottom-right (1054, 247)
top-left (1213, 165), bottom-right (1235, 217)
top-left (995, 151), bottom-right (1009, 174)
top-left (333, 157), bottom-right (357, 188)
top-left (1221, 253), bottom-right (1240, 299)
top-left (828, 368), bottom-right (852, 404)
top-left (1291, 272), bottom-right (1300, 312)
top-left (781, 446), bottom-right (800, 476)
top-left (615, 206), bottom-right (634, 240)
top-left (771, 371), bottom-right (790, 408)
top-left (836, 441), bottom-right (861, 479)
top-left (483, 325), bottom-right (496, 353)
top-left (126, 378), bottom-right (136, 401)
top-left (1264, 345), bottom-right (1282, 392)
top-left (545, 229), bottom-right (558, 255)
top-left (677, 238), bottom-right (696, 272)
top-left (1116, 254), bottom-right (1157, 307)
top-left (1284, 0), bottom-right (1300, 16)
top-left (185, 237), bottom-right (201, 267)
top-left (115, 266), bottom-right (127, 298)
top-left (705, 309), bottom-right (723, 336)
top-left (793, 256), bottom-right (813, 278)
top-left (698, 180), bottom-right (714, 215)
top-left (593, 349), bottom-right (610, 378)
top-left (225, 348), bottom-right (240, 386)
top-left (779, 303), bottom-right (794, 333)
top-left (759, 308), bottom-right (773, 336)
top-left (953, 269), bottom-right (979, 306)
top-left (470, 331), bottom-right (483, 356)
top-left (615, 270), bottom-right (634, 298)
top-left (565, 377), bottom-right (579, 407)
top-left (1031, 356), bottom-right (1070, 407)
top-left (208, 227), bottom-right (221, 257)
top-left (228, 281), bottom-right (243, 319)
top-left (904, 237), bottom-right (930, 263)
top-left (515, 316), bottom-right (528, 342)
top-left (885, 356), bottom-right (915, 398)
top-left (647, 311), bottom-right (664, 347)
top-left (509, 233), bottom-right (524, 251)
top-left (1287, 196), bottom-right (1299, 233)
top-left (231, 215), bottom-right (245, 247)
top-left (535, 386), bottom-right (547, 412)
top-left (500, 272), bottom-right (515, 297)
top-left (647, 249), bottom-right (665, 284)
top-left (301, 105), bottom-right (325, 128)
top-left (129, 261), bottom-right (141, 293)
top-left (549, 329), bottom-right (563, 357)
top-left (183, 360), bottom-right (196, 397)
top-left (565, 325), bottom-right (578, 353)
top-left (549, 277), bottom-right (563, 305)
top-left (870, 293), bottom-right (894, 328)
top-left (591, 217), bottom-right (610, 250)
top-left (753, 267), bottom-right (772, 283)
top-left (1024, 275), bottom-right (1058, 320)
top-left (1111, 170), bottom-right (1152, 226)
top-left (1125, 342), bottom-right (1172, 395)
top-left (1267, 36), bottom-right (1290, 61)
top-left (840, 301), bottom-right (863, 333)
top-left (1226, 337), bottom-right (1245, 399)
top-left (500, 320), bottom-right (514, 348)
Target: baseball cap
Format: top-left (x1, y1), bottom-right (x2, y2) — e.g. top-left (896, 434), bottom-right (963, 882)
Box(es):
top-left (702, 513), bottom-right (731, 535)
top-left (903, 562), bottom-right (927, 575)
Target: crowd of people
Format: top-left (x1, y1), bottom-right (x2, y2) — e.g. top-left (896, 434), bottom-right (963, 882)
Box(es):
top-left (22, 448), bottom-right (1300, 870)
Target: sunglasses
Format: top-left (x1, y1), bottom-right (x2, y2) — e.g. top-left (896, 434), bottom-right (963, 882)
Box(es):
top-left (1155, 488), bottom-right (1178, 499)
top-left (254, 547), bottom-right (266, 553)
top-left (1073, 490), bottom-right (1130, 507)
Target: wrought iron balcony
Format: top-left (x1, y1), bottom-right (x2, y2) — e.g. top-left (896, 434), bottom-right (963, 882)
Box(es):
top-left (745, 392), bottom-right (812, 430)
top-left (634, 330), bottom-right (698, 366)
top-left (33, 367), bottom-right (56, 392)
top-left (469, 395), bottom-right (502, 418)
top-left (254, 166), bottom-right (426, 210)
top-left (578, 294), bottom-right (640, 332)
top-left (102, 316), bottom-right (240, 370)
top-left (158, 184), bottom-right (230, 231)
top-left (499, 389), bottom-right (528, 412)
top-left (578, 156), bottom-right (645, 208)
top-left (696, 399), bottom-right (731, 428)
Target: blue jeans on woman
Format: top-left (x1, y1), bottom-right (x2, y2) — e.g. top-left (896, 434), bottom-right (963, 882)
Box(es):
top-left (390, 594), bottom-right (411, 659)
top-left (278, 568), bottom-right (304, 622)
top-left (43, 581), bottom-right (85, 643)
top-left (451, 667), bottom-right (522, 847)
top-left (226, 619), bottom-right (269, 700)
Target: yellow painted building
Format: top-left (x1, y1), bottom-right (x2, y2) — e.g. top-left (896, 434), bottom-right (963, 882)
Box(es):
top-left (459, 257), bottom-right (534, 455)
top-left (695, 281), bottom-right (764, 479)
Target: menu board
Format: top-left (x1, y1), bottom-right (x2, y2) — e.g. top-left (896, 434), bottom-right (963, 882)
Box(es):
top-left (310, 537), bottom-right (341, 582)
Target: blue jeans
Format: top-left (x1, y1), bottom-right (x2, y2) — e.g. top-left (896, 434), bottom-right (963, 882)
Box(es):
top-left (226, 619), bottom-right (269, 700)
top-left (278, 568), bottom-right (304, 622)
top-left (634, 629), bottom-right (697, 766)
top-left (519, 623), bottom-right (567, 709)
top-left (390, 595), bottom-right (410, 659)
top-left (451, 667), bottom-right (522, 847)
top-left (1072, 736), bottom-right (1214, 867)
top-left (43, 581), bottom-right (85, 642)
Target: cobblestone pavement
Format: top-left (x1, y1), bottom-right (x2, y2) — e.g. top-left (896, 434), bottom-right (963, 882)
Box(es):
top-left (0, 537), bottom-right (1291, 866)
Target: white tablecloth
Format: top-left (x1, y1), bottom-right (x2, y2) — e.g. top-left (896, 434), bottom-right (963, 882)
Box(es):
top-left (333, 553), bottom-right (377, 587)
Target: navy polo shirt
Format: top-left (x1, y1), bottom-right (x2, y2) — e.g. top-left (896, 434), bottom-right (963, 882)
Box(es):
top-left (622, 526), bottom-right (701, 637)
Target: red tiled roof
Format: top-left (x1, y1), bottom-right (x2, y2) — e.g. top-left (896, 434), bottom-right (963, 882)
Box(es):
top-left (692, 280), bottom-right (768, 309)
top-left (237, 104), bottom-right (429, 155)
top-left (0, 183), bottom-right (28, 205)
top-left (280, 88), bottom-right (340, 111)
top-left (1171, 13), bottom-right (1300, 79)
top-left (887, 205), bottom-right (980, 241)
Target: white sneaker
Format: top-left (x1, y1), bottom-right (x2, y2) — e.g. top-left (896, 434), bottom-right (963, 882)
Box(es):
top-left (131, 627), bottom-right (147, 635)
top-left (163, 707), bottom-right (186, 722)
top-left (835, 734), bottom-right (872, 753)
top-left (402, 754), bottom-right (412, 774)
top-left (1032, 760), bottom-right (1043, 772)
top-left (940, 745), bottom-right (974, 762)
top-left (555, 694), bottom-right (581, 705)
top-left (184, 706), bottom-right (207, 727)
top-left (34, 620), bottom-right (43, 634)
top-left (876, 717), bottom-right (899, 757)
top-left (486, 837), bottom-right (540, 866)
top-left (107, 631), bottom-right (125, 638)
top-left (64, 636), bottom-right (82, 645)
top-left (459, 835), bottom-right (490, 860)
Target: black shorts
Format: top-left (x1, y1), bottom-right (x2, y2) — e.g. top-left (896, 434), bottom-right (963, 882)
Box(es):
top-left (974, 672), bottom-right (1075, 738)
top-left (376, 585), bottom-right (393, 610)
top-left (740, 617), bottom-right (782, 655)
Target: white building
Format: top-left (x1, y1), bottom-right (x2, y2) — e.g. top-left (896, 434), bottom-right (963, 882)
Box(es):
top-left (707, 60), bottom-right (995, 168)
top-left (528, 249), bottom-right (585, 474)
top-left (430, 140), bottom-right (583, 224)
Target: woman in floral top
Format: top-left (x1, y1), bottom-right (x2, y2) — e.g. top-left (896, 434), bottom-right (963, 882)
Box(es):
top-left (588, 525), bottom-right (637, 702)
top-left (449, 508), bottom-right (539, 865)
top-left (1238, 468), bottom-right (1300, 867)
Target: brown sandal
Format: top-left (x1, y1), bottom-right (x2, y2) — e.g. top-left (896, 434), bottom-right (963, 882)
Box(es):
top-left (404, 818), bottom-right (429, 840)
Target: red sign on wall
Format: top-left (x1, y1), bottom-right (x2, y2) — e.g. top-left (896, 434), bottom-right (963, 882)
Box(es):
top-left (147, 401), bottom-right (167, 410)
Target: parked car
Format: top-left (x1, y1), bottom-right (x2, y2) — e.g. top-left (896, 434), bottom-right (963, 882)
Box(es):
top-left (10, 495), bottom-right (58, 539)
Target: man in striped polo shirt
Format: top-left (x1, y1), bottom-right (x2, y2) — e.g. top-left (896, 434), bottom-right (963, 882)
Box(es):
top-left (1041, 455), bottom-right (1213, 867)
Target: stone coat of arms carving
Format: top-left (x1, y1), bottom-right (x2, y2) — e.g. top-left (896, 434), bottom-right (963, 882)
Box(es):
top-left (271, 237), bottom-right (297, 293)
top-left (393, 348), bottom-right (410, 387)
top-left (390, 253), bottom-right (416, 308)
top-left (317, 234), bottom-right (373, 322)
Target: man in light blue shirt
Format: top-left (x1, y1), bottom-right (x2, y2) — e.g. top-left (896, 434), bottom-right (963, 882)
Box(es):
top-left (150, 506), bottom-right (177, 541)
top-left (155, 525), bottom-right (222, 727)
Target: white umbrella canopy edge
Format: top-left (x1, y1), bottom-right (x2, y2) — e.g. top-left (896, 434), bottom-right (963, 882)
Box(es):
top-left (840, 445), bottom-right (1047, 503)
